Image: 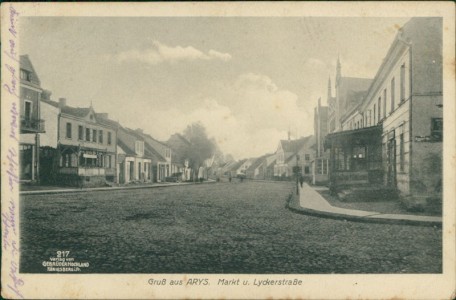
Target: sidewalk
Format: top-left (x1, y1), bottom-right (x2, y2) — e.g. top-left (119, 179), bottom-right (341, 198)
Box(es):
top-left (20, 180), bottom-right (216, 195)
top-left (289, 183), bottom-right (442, 227)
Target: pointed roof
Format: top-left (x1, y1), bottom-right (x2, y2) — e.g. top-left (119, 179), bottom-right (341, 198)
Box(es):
top-left (245, 154), bottom-right (270, 172)
top-left (124, 128), bottom-right (166, 161)
top-left (20, 55), bottom-right (41, 88)
top-left (279, 135), bottom-right (314, 153)
top-left (228, 159), bottom-right (247, 172)
top-left (61, 106), bottom-right (92, 118)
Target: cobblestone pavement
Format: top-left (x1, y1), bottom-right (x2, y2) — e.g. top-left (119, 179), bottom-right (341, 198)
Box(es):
top-left (20, 181), bottom-right (441, 274)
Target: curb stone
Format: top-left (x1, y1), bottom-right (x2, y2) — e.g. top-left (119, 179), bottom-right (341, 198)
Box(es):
top-left (20, 180), bottom-right (216, 196)
top-left (286, 191), bottom-right (442, 228)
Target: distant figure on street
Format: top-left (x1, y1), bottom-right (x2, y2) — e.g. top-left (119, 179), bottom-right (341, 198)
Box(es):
top-left (299, 175), bottom-right (304, 188)
top-left (229, 174), bottom-right (232, 182)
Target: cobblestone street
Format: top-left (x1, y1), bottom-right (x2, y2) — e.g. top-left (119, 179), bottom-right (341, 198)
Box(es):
top-left (20, 181), bottom-right (441, 274)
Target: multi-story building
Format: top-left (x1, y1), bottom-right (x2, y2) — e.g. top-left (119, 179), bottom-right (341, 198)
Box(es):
top-left (39, 98), bottom-right (118, 187)
top-left (325, 17), bottom-right (443, 206)
top-left (274, 135), bottom-right (316, 180)
top-left (19, 55), bottom-right (45, 182)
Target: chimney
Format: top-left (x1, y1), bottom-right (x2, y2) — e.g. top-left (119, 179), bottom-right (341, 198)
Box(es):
top-left (135, 128), bottom-right (144, 134)
top-left (41, 90), bottom-right (52, 101)
top-left (59, 98), bottom-right (67, 108)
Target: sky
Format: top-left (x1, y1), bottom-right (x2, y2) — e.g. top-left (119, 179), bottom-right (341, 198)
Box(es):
top-left (20, 17), bottom-right (409, 159)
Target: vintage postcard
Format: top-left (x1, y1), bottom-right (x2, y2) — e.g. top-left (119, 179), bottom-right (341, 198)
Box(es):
top-left (2, 2), bottom-right (455, 299)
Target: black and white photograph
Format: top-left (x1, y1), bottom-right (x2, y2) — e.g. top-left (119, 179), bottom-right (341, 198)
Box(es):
top-left (2, 2), bottom-right (455, 299)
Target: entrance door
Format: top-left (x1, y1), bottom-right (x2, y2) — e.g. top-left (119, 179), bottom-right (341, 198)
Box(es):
top-left (387, 138), bottom-right (396, 187)
top-left (129, 161), bottom-right (134, 182)
top-left (138, 162), bottom-right (142, 180)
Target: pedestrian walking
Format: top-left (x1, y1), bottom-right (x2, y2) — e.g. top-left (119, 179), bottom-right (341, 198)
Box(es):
top-left (229, 173), bottom-right (232, 182)
top-left (299, 175), bottom-right (304, 188)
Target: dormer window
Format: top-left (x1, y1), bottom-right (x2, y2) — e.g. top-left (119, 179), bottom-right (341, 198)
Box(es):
top-left (135, 141), bottom-right (144, 156)
top-left (20, 69), bottom-right (31, 81)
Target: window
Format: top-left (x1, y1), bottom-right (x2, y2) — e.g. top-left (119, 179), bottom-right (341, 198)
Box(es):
top-left (78, 125), bottom-right (84, 140)
top-left (305, 154), bottom-right (310, 161)
top-left (399, 133), bottom-right (404, 172)
top-left (377, 97), bottom-right (381, 121)
top-left (135, 141), bottom-right (144, 156)
top-left (24, 101), bottom-right (32, 120)
top-left (373, 105), bottom-right (376, 124)
top-left (391, 77), bottom-right (395, 112)
top-left (92, 129), bottom-right (97, 142)
top-left (383, 89), bottom-right (387, 118)
top-left (108, 132), bottom-right (112, 145)
top-left (20, 70), bottom-right (30, 81)
top-left (86, 128), bottom-right (91, 141)
top-left (66, 123), bottom-right (72, 139)
top-left (304, 166), bottom-right (310, 174)
top-left (431, 118), bottom-right (443, 141)
top-left (400, 63), bottom-right (406, 102)
top-left (108, 155), bottom-right (112, 168)
top-left (99, 130), bottom-right (103, 143)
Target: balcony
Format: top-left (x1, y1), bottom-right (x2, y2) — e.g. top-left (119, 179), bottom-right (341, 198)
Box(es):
top-left (21, 116), bottom-right (45, 133)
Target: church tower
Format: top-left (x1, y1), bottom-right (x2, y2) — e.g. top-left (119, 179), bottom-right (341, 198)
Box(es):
top-left (327, 76), bottom-right (332, 102)
top-left (336, 55), bottom-right (341, 86)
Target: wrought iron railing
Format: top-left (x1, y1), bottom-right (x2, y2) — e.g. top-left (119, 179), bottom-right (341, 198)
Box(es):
top-left (21, 116), bottom-right (45, 133)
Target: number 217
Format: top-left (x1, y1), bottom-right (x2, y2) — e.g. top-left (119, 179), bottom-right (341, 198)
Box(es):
top-left (57, 251), bottom-right (70, 258)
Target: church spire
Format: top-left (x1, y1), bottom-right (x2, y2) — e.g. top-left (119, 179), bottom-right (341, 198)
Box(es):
top-left (336, 55), bottom-right (341, 80)
top-left (327, 75), bottom-right (332, 100)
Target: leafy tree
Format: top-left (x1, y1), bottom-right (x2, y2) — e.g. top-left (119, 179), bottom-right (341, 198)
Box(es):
top-left (182, 122), bottom-right (217, 172)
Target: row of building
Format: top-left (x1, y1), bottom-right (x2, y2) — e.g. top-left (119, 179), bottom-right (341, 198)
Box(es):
top-left (214, 134), bottom-right (316, 182)
top-left (222, 17), bottom-right (443, 207)
top-left (19, 55), bottom-right (195, 187)
top-left (312, 17), bottom-right (443, 205)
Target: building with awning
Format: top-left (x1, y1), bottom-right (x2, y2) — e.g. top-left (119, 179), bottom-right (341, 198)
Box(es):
top-left (39, 98), bottom-right (119, 187)
top-left (322, 18), bottom-right (442, 207)
top-left (324, 125), bottom-right (383, 190)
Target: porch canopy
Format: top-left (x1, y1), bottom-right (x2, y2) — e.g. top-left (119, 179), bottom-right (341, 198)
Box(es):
top-left (324, 125), bottom-right (382, 150)
top-left (324, 125), bottom-right (382, 186)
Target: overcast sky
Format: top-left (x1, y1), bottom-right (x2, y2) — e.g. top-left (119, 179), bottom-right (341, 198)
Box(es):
top-left (20, 17), bottom-right (409, 159)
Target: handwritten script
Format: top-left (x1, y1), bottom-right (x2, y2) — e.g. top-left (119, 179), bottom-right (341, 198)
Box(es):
top-left (2, 4), bottom-right (24, 299)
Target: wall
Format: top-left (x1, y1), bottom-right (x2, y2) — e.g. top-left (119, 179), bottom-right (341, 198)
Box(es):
top-left (20, 86), bottom-right (40, 120)
top-left (40, 102), bottom-right (59, 148)
top-left (409, 95), bottom-right (443, 198)
top-left (59, 114), bottom-right (116, 153)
